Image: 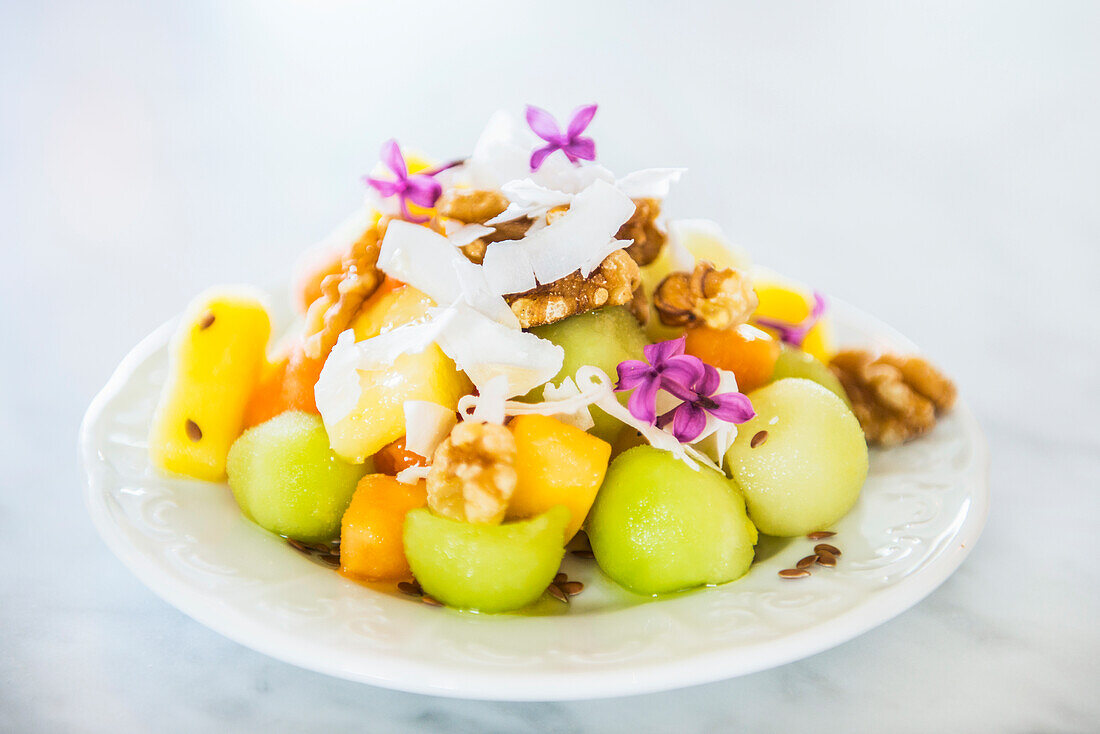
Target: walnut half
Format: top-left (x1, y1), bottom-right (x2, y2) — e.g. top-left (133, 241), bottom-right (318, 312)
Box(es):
top-left (301, 221), bottom-right (386, 359)
top-left (829, 350), bottom-right (957, 446)
top-left (653, 261), bottom-right (757, 330)
top-left (427, 422), bottom-right (518, 525)
top-left (437, 189), bottom-right (509, 224)
top-left (617, 197), bottom-right (666, 266)
top-left (506, 249), bottom-right (642, 329)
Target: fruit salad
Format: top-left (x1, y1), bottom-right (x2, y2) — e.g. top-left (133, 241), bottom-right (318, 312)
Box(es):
top-left (149, 105), bottom-right (957, 613)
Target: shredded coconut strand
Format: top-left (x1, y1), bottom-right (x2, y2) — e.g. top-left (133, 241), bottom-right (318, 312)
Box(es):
top-left (395, 464), bottom-right (432, 484)
top-left (457, 366), bottom-right (720, 472)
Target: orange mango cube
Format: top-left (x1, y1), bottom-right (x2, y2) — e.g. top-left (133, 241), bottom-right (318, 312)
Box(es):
top-left (507, 415), bottom-right (612, 541)
top-left (339, 474), bottom-right (428, 581)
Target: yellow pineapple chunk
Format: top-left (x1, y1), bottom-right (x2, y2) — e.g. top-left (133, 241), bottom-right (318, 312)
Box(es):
top-left (326, 345), bottom-right (470, 463)
top-left (150, 289), bottom-right (271, 480)
top-left (350, 284), bottom-right (435, 342)
top-left (752, 281), bottom-right (834, 363)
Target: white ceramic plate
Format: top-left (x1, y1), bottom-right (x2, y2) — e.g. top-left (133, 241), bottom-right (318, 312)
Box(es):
top-left (80, 295), bottom-right (988, 701)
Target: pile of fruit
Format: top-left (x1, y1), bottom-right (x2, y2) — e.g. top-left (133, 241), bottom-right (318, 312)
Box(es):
top-left (149, 105), bottom-right (950, 614)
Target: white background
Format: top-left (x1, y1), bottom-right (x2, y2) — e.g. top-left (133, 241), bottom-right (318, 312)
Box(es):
top-left (2, 1), bottom-right (1099, 731)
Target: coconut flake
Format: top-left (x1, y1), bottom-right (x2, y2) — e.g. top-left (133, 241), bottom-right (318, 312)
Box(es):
top-left (444, 221), bottom-right (495, 247)
top-left (378, 220), bottom-right (518, 327)
top-left (431, 303), bottom-right (563, 398)
top-left (378, 220), bottom-right (462, 302)
top-left (402, 400), bottom-right (457, 459)
top-left (313, 330), bottom-right (363, 429)
top-left (484, 179), bottom-right (573, 225)
top-left (615, 168), bottom-right (686, 199)
top-left (481, 179), bottom-right (636, 293)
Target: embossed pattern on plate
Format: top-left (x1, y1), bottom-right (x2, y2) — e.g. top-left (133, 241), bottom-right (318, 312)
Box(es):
top-left (80, 296), bottom-right (989, 700)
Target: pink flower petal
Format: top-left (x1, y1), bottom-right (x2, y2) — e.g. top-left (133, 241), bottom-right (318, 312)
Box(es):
top-left (615, 360), bottom-right (656, 391)
top-left (566, 104), bottom-right (598, 138)
top-left (563, 136), bottom-right (596, 162)
top-left (403, 175), bottom-right (443, 208)
top-left (643, 336), bottom-right (686, 365)
top-left (626, 377), bottom-right (661, 425)
top-left (693, 364), bottom-right (721, 396)
top-left (379, 139), bottom-right (407, 180)
top-left (525, 105), bottom-right (563, 144)
top-left (529, 143), bottom-right (557, 172)
top-left (670, 403), bottom-right (707, 443)
top-left (659, 356), bottom-right (706, 397)
top-left (708, 392), bottom-right (756, 423)
top-left (365, 176), bottom-right (402, 198)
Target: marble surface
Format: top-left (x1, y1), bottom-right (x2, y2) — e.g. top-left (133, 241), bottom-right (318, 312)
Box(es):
top-left (2, 1), bottom-right (1098, 731)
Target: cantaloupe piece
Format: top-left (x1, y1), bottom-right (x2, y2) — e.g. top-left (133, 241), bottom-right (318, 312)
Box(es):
top-left (372, 437), bottom-right (428, 476)
top-left (150, 288), bottom-right (271, 481)
top-left (242, 343), bottom-right (326, 429)
top-left (340, 474), bottom-right (428, 581)
top-left (506, 414), bottom-right (612, 541)
top-left (684, 323), bottom-right (780, 394)
top-left (243, 354), bottom-right (289, 429)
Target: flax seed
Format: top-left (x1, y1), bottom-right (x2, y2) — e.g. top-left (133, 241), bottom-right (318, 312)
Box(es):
top-left (560, 581), bottom-right (584, 596)
top-left (750, 430), bottom-right (769, 448)
top-left (796, 555), bottom-right (817, 570)
top-left (778, 568), bottom-right (810, 579)
top-left (814, 543), bottom-right (841, 557)
top-left (185, 419), bottom-right (202, 442)
top-left (807, 531), bottom-right (836, 540)
top-left (397, 581), bottom-right (422, 596)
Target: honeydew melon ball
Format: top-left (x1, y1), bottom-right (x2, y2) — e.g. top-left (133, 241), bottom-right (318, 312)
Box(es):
top-left (528, 306), bottom-right (648, 442)
top-left (227, 411), bottom-right (369, 543)
top-left (725, 378), bottom-right (867, 537)
top-left (770, 345), bottom-right (851, 406)
top-left (403, 506), bottom-right (569, 613)
top-left (587, 446), bottom-right (758, 596)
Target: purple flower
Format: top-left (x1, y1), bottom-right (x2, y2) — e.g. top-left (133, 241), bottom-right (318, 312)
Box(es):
top-left (615, 336), bottom-right (756, 444)
top-left (656, 364), bottom-right (756, 443)
top-left (753, 291), bottom-right (828, 348)
top-left (364, 140), bottom-right (461, 224)
top-left (614, 337), bottom-right (703, 425)
top-left (525, 104), bottom-right (598, 171)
